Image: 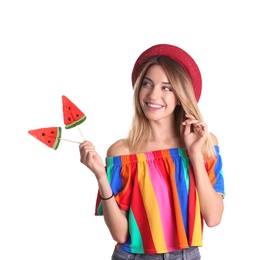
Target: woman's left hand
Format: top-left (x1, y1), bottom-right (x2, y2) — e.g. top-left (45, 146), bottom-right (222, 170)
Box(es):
top-left (182, 114), bottom-right (208, 155)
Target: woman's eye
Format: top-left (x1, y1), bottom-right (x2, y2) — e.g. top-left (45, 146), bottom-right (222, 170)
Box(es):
top-left (142, 81), bottom-right (151, 87)
top-left (163, 86), bottom-right (172, 91)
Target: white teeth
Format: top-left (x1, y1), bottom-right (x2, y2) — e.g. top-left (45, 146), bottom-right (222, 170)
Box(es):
top-left (148, 103), bottom-right (162, 108)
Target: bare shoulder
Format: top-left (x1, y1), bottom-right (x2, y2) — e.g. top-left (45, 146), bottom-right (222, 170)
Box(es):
top-left (210, 132), bottom-right (219, 146)
top-left (106, 139), bottom-right (130, 157)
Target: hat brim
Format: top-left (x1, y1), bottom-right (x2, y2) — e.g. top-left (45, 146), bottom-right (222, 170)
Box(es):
top-left (131, 44), bottom-right (202, 102)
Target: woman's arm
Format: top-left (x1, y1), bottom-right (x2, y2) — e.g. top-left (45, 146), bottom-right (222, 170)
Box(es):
top-left (189, 137), bottom-right (224, 227)
top-left (182, 115), bottom-right (224, 227)
top-left (79, 140), bottom-right (128, 243)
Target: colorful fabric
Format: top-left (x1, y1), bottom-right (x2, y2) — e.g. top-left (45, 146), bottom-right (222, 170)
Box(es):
top-left (95, 146), bottom-right (225, 254)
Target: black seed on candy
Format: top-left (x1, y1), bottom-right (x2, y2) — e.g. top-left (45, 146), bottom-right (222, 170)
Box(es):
top-left (42, 133), bottom-right (45, 136)
top-left (48, 140), bottom-right (51, 144)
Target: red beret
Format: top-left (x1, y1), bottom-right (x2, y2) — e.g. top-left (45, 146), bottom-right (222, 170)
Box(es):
top-left (131, 44), bottom-right (202, 102)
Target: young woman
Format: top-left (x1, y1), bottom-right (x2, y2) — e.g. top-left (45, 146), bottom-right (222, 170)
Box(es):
top-left (79, 44), bottom-right (225, 259)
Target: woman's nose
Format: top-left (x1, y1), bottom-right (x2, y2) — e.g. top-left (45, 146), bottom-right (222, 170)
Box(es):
top-left (148, 86), bottom-right (160, 99)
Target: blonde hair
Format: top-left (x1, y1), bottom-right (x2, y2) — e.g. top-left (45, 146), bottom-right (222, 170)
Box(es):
top-left (125, 56), bottom-right (215, 159)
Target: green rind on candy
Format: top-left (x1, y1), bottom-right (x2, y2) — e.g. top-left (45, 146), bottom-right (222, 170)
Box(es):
top-left (65, 116), bottom-right (86, 129)
top-left (52, 127), bottom-right (62, 150)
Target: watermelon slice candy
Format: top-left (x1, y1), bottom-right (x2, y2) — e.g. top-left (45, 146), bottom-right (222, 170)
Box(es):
top-left (28, 127), bottom-right (61, 150)
top-left (28, 95), bottom-right (86, 150)
top-left (62, 95), bottom-right (86, 130)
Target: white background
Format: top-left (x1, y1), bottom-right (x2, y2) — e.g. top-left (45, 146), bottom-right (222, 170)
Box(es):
top-left (1, 1), bottom-right (266, 259)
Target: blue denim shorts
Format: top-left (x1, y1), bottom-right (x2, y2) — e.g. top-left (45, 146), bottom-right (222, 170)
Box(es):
top-left (111, 247), bottom-right (201, 260)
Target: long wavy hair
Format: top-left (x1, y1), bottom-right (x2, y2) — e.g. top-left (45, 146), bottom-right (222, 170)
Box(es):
top-left (125, 56), bottom-right (215, 159)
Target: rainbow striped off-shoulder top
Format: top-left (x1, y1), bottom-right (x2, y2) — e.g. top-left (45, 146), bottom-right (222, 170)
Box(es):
top-left (95, 146), bottom-right (225, 254)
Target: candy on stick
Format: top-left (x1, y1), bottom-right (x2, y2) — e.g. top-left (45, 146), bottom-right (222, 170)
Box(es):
top-left (28, 127), bottom-right (62, 150)
top-left (28, 95), bottom-right (86, 150)
top-left (62, 95), bottom-right (86, 140)
top-left (62, 95), bottom-right (86, 129)
top-left (28, 127), bottom-right (80, 150)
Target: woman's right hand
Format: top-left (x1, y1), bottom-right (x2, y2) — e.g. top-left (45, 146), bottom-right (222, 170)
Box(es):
top-left (79, 141), bottom-right (106, 179)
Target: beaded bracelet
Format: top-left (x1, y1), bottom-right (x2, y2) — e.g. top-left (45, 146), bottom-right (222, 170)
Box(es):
top-left (100, 192), bottom-right (114, 200)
